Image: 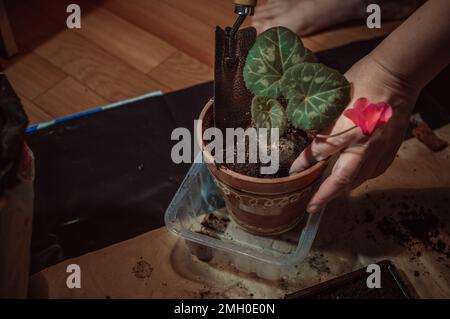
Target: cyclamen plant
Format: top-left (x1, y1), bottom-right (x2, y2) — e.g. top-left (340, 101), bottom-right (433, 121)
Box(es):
top-left (243, 27), bottom-right (351, 136)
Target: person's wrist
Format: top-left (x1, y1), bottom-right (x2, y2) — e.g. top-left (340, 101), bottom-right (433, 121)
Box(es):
top-left (347, 54), bottom-right (420, 118)
top-left (367, 52), bottom-right (421, 96)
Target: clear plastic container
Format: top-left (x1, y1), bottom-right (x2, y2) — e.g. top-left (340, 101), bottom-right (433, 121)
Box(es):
top-left (165, 154), bottom-right (324, 280)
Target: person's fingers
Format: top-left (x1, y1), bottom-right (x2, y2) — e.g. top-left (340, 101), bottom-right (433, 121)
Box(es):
top-left (348, 148), bottom-right (394, 191)
top-left (347, 131), bottom-right (395, 189)
top-left (372, 143), bottom-right (399, 177)
top-left (289, 116), bottom-right (364, 174)
top-left (348, 156), bottom-right (380, 190)
top-left (306, 147), bottom-right (366, 213)
top-left (252, 2), bottom-right (283, 21)
top-left (252, 20), bottom-right (272, 35)
top-left (252, 20), bottom-right (263, 33)
top-left (371, 150), bottom-right (393, 178)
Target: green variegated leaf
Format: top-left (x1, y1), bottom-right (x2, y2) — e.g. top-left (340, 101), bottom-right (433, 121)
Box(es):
top-left (281, 62), bottom-right (351, 131)
top-left (244, 27), bottom-right (316, 98)
top-left (251, 96), bottom-right (287, 136)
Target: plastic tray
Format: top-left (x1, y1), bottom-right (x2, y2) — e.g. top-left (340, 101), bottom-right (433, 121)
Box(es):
top-left (165, 154), bottom-right (324, 279)
top-left (285, 260), bottom-right (416, 299)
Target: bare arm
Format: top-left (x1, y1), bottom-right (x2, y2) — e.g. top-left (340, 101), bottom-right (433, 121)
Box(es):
top-left (371, 0), bottom-right (450, 91)
top-left (291, 0), bottom-right (450, 213)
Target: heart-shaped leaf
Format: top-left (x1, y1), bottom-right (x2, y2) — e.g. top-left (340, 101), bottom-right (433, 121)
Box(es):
top-left (251, 96), bottom-right (287, 136)
top-left (244, 27), bottom-right (316, 99)
top-left (281, 62), bottom-right (351, 130)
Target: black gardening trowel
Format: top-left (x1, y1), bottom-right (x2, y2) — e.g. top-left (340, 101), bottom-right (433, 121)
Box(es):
top-left (213, 0), bottom-right (258, 131)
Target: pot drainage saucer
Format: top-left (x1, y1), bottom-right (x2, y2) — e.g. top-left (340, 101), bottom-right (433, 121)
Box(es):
top-left (165, 154), bottom-right (324, 280)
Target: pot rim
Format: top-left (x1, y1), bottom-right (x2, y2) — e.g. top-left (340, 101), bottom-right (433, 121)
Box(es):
top-left (197, 99), bottom-right (327, 185)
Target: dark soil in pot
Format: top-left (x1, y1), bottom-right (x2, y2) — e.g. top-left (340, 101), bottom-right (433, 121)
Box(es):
top-left (204, 102), bottom-right (312, 178)
top-left (223, 126), bottom-right (311, 178)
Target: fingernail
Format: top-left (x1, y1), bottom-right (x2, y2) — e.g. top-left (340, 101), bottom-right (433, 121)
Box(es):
top-left (289, 165), bottom-right (304, 175)
top-left (289, 161), bottom-right (307, 175)
top-left (307, 204), bottom-right (322, 214)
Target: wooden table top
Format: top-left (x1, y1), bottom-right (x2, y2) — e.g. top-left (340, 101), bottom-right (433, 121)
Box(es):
top-left (29, 125), bottom-right (450, 299)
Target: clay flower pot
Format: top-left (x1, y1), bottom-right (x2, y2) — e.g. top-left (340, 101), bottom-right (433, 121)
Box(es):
top-left (197, 100), bottom-right (328, 236)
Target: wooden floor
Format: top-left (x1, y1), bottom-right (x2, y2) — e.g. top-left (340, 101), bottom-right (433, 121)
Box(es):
top-left (1, 0), bottom-right (400, 125)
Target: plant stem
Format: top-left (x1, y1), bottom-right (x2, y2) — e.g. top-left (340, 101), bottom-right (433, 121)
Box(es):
top-left (313, 125), bottom-right (358, 139)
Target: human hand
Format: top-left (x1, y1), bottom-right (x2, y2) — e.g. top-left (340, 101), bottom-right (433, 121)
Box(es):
top-left (289, 55), bottom-right (420, 214)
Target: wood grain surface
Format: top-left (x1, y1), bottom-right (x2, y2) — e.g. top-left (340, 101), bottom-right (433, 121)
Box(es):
top-left (1, 0), bottom-right (398, 124)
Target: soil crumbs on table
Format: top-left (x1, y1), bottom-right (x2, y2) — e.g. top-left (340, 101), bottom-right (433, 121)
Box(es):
top-left (308, 252), bottom-right (331, 274)
top-left (376, 206), bottom-right (449, 258)
top-left (132, 258), bottom-right (153, 279)
top-left (362, 193), bottom-right (450, 271)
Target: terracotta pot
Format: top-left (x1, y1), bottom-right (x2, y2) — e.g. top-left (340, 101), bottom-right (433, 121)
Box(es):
top-left (197, 100), bottom-right (328, 236)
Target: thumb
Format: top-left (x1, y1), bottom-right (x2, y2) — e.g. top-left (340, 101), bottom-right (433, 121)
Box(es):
top-left (289, 115), bottom-right (361, 174)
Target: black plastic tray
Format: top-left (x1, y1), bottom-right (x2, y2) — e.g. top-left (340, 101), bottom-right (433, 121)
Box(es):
top-left (285, 260), bottom-right (417, 299)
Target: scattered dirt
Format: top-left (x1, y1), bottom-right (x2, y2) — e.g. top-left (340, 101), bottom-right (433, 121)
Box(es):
top-left (132, 258), bottom-right (153, 279)
top-left (195, 282), bottom-right (253, 299)
top-left (196, 288), bottom-right (225, 299)
top-left (201, 214), bottom-right (230, 233)
top-left (376, 208), bottom-right (449, 258)
top-left (308, 252), bottom-right (331, 274)
top-left (364, 193), bottom-right (450, 271)
top-left (278, 278), bottom-right (289, 291)
top-left (342, 191), bottom-right (450, 272)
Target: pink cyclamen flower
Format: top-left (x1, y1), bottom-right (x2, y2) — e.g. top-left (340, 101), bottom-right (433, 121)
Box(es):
top-left (343, 98), bottom-right (393, 136)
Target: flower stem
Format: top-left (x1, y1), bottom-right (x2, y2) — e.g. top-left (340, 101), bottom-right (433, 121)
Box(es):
top-left (313, 125), bottom-right (358, 139)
